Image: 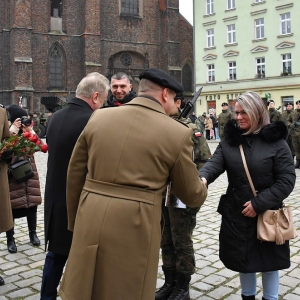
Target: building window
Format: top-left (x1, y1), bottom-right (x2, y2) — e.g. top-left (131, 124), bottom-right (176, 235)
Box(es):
top-left (255, 18), bottom-right (264, 39)
top-left (207, 64), bottom-right (215, 82)
top-left (51, 0), bottom-right (63, 17)
top-left (282, 54), bottom-right (292, 75)
top-left (49, 45), bottom-right (63, 88)
top-left (228, 62), bottom-right (236, 80)
top-left (206, 0), bottom-right (214, 15)
top-left (280, 13), bottom-right (291, 35)
top-left (256, 57), bottom-right (265, 78)
top-left (182, 64), bottom-right (193, 92)
top-left (207, 29), bottom-right (214, 47)
top-left (227, 24), bottom-right (236, 44)
top-left (227, 0), bottom-right (235, 10)
top-left (121, 0), bottom-right (139, 16)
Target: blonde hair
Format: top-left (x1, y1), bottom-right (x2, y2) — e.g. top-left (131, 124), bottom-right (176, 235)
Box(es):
top-left (235, 91), bottom-right (270, 135)
top-left (76, 72), bottom-right (109, 98)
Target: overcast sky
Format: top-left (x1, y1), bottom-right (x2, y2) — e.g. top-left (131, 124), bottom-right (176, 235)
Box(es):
top-left (179, 0), bottom-right (193, 25)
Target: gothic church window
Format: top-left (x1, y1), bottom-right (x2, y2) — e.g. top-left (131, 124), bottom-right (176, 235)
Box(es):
top-left (182, 64), bottom-right (193, 92)
top-left (121, 0), bottom-right (139, 16)
top-left (49, 44), bottom-right (63, 88)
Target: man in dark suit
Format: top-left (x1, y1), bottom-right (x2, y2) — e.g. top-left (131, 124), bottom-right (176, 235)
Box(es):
top-left (40, 72), bottom-right (109, 300)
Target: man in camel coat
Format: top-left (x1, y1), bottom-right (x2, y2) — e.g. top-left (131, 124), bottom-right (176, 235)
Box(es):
top-left (59, 68), bottom-right (207, 300)
top-left (0, 106), bottom-right (13, 286)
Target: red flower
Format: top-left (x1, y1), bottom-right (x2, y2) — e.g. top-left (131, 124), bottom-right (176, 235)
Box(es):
top-left (23, 132), bottom-right (31, 139)
top-left (35, 140), bottom-right (41, 145)
top-left (40, 144), bottom-right (48, 153)
top-left (30, 134), bottom-right (38, 143)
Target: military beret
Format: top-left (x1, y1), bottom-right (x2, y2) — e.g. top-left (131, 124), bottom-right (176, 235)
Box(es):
top-left (268, 100), bottom-right (275, 104)
top-left (221, 102), bottom-right (228, 106)
top-left (7, 104), bottom-right (27, 123)
top-left (139, 68), bottom-right (184, 94)
top-left (285, 102), bottom-right (294, 106)
top-left (296, 100), bottom-right (300, 105)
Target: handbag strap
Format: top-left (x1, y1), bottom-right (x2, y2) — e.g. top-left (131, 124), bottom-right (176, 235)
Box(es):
top-left (239, 144), bottom-right (257, 197)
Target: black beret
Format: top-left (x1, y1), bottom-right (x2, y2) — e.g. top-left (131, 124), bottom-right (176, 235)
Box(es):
top-left (221, 102), bottom-right (228, 106)
top-left (296, 100), bottom-right (300, 105)
top-left (139, 68), bottom-right (183, 94)
top-left (268, 100), bottom-right (275, 104)
top-left (285, 102), bottom-right (294, 106)
top-left (7, 104), bottom-right (27, 123)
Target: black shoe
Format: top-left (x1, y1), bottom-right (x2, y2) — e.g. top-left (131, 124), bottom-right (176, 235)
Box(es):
top-left (0, 276), bottom-right (4, 286)
top-left (167, 287), bottom-right (190, 300)
top-left (242, 295), bottom-right (255, 300)
top-left (29, 231), bottom-right (40, 246)
top-left (7, 237), bottom-right (17, 254)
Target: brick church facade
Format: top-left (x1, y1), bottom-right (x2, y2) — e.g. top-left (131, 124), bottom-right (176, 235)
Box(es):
top-left (0, 0), bottom-right (193, 113)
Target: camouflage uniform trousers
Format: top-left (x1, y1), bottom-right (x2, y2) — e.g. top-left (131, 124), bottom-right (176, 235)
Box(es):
top-left (291, 131), bottom-right (300, 159)
top-left (161, 200), bottom-right (200, 276)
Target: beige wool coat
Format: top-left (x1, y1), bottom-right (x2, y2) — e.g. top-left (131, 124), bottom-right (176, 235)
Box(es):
top-left (59, 96), bottom-right (207, 300)
top-left (0, 107), bottom-right (13, 233)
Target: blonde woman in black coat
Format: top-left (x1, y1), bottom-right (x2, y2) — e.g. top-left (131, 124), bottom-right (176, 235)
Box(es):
top-left (200, 91), bottom-right (296, 300)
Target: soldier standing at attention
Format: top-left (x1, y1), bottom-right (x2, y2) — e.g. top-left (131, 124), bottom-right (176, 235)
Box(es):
top-left (268, 100), bottom-right (282, 123)
top-left (288, 100), bottom-right (300, 168)
top-left (31, 112), bottom-right (41, 137)
top-left (282, 102), bottom-right (294, 160)
top-left (155, 94), bottom-right (211, 300)
top-left (218, 102), bottom-right (232, 140)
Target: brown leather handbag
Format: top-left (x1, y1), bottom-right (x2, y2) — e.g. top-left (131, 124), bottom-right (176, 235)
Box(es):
top-left (239, 145), bottom-right (297, 245)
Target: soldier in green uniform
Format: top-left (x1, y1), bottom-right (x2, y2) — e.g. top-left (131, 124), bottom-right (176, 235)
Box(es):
top-left (282, 102), bottom-right (294, 159)
top-left (268, 100), bottom-right (283, 123)
top-left (287, 100), bottom-right (300, 168)
top-left (156, 94), bottom-right (211, 300)
top-left (218, 102), bottom-right (232, 140)
top-left (32, 112), bottom-right (41, 137)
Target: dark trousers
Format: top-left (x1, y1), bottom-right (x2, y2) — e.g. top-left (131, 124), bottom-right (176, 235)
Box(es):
top-left (40, 251), bottom-right (68, 300)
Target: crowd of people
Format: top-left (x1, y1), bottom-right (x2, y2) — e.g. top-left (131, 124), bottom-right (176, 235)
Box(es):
top-left (0, 69), bottom-right (298, 300)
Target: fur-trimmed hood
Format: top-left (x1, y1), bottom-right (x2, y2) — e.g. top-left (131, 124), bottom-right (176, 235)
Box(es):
top-left (224, 119), bottom-right (288, 146)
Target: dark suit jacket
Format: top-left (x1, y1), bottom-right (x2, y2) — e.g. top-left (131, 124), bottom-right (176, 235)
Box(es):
top-left (44, 97), bottom-right (94, 255)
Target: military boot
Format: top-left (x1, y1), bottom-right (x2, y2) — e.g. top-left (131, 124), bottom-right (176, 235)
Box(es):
top-left (241, 295), bottom-right (255, 299)
top-left (6, 228), bottom-right (17, 254)
top-left (294, 159), bottom-right (300, 168)
top-left (167, 272), bottom-right (191, 300)
top-left (155, 266), bottom-right (177, 300)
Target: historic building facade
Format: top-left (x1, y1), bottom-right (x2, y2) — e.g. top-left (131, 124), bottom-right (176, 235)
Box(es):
top-left (0, 0), bottom-right (193, 112)
top-left (194, 0), bottom-right (300, 115)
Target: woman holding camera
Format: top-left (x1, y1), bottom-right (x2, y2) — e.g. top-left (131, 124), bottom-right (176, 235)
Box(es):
top-left (5, 105), bottom-right (42, 253)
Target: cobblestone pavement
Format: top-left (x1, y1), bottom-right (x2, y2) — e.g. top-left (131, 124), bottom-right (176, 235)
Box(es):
top-left (0, 140), bottom-right (299, 299)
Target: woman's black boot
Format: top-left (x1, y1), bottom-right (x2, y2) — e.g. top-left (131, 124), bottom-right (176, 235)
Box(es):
top-left (241, 295), bottom-right (255, 299)
top-left (6, 228), bottom-right (17, 254)
top-left (27, 212), bottom-right (40, 246)
top-left (29, 230), bottom-right (40, 246)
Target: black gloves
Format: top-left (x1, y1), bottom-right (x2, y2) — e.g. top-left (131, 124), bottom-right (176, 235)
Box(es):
top-left (1, 150), bottom-right (13, 164)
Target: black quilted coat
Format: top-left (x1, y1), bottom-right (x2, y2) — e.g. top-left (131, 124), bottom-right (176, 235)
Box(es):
top-left (200, 120), bottom-right (296, 272)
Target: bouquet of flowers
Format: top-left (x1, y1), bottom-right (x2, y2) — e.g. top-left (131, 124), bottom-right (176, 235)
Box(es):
top-left (0, 132), bottom-right (48, 160)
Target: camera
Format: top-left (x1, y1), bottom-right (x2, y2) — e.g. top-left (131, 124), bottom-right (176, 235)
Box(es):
top-left (20, 116), bottom-right (32, 127)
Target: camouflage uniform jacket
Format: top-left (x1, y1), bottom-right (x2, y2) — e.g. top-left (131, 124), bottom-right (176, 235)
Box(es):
top-left (282, 110), bottom-right (293, 126)
top-left (32, 116), bottom-right (41, 135)
top-left (179, 116), bottom-right (211, 170)
top-left (268, 108), bottom-right (283, 123)
top-left (287, 109), bottom-right (300, 137)
top-left (218, 110), bottom-right (232, 139)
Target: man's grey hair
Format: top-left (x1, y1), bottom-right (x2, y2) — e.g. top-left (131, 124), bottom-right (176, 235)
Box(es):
top-left (76, 72), bottom-right (109, 98)
top-left (235, 91), bottom-right (270, 135)
top-left (110, 72), bottom-right (130, 83)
